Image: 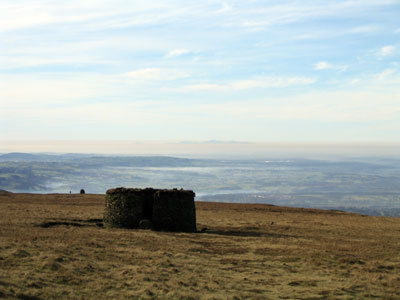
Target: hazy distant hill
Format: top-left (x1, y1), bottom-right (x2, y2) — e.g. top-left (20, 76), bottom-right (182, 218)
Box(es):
top-left (0, 152), bottom-right (91, 162)
top-left (0, 152), bottom-right (42, 161)
top-left (0, 152), bottom-right (203, 166)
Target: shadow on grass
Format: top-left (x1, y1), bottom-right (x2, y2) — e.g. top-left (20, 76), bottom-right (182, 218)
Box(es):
top-left (37, 219), bottom-right (293, 238)
top-left (37, 218), bottom-right (104, 228)
top-left (16, 293), bottom-right (42, 300)
top-left (202, 229), bottom-right (293, 238)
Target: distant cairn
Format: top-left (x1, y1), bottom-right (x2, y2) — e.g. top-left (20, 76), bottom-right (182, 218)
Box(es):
top-left (104, 187), bottom-right (196, 232)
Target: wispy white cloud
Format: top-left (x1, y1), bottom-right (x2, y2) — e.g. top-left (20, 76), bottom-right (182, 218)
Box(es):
top-left (240, 0), bottom-right (397, 30)
top-left (347, 78), bottom-right (361, 85)
top-left (188, 90), bottom-right (400, 122)
top-left (291, 24), bottom-right (382, 42)
top-left (345, 68), bottom-right (400, 90)
top-left (1, 34), bottom-right (178, 70)
top-left (379, 45), bottom-right (395, 57)
top-left (214, 2), bottom-right (233, 14)
top-left (125, 68), bottom-right (189, 81)
top-left (374, 68), bottom-right (397, 80)
top-left (372, 68), bottom-right (400, 87)
top-left (0, 2), bottom-right (109, 32)
top-left (0, 1), bottom-right (225, 34)
top-left (2, 68), bottom-right (400, 141)
top-left (0, 73), bottom-right (315, 109)
top-left (1, 0), bottom-right (400, 142)
top-left (348, 25), bottom-right (381, 34)
top-left (166, 49), bottom-right (190, 58)
top-left (0, 74), bottom-right (120, 107)
top-left (4, 102), bottom-right (163, 126)
top-left (1, 0), bottom-right (395, 34)
top-left (3, 86), bottom-right (398, 129)
top-left (314, 61), bottom-right (348, 71)
top-left (0, 3), bottom-right (55, 32)
top-left (0, 55), bottom-right (114, 69)
top-left (315, 61), bottom-right (332, 70)
top-left (231, 77), bottom-right (316, 90)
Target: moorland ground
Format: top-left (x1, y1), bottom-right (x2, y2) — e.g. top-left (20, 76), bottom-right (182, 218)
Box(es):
top-left (0, 192), bottom-right (400, 299)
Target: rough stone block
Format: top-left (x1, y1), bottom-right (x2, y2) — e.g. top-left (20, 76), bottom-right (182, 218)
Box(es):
top-left (104, 187), bottom-right (149, 228)
top-left (152, 190), bottom-right (196, 232)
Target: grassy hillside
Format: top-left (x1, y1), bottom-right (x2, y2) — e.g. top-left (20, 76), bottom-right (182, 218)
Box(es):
top-left (0, 193), bottom-right (400, 299)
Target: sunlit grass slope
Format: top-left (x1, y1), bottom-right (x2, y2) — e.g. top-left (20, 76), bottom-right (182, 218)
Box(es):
top-left (1, 193), bottom-right (400, 299)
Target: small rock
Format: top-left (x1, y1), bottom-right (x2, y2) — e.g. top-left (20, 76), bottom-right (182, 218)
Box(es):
top-left (139, 219), bottom-right (152, 229)
top-left (201, 227), bottom-right (208, 232)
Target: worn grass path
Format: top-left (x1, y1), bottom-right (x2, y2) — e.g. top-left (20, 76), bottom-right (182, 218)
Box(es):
top-left (1, 193), bottom-right (400, 299)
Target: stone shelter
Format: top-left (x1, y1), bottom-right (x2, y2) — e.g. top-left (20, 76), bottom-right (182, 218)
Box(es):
top-left (104, 187), bottom-right (196, 232)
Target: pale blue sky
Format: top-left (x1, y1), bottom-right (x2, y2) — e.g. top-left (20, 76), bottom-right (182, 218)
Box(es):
top-left (1, 0), bottom-right (400, 143)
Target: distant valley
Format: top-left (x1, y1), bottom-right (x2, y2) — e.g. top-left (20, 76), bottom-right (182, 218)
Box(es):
top-left (1, 152), bottom-right (400, 216)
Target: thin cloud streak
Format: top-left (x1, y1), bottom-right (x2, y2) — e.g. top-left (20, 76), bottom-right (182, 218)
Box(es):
top-left (1, 0), bottom-right (396, 32)
top-left (179, 77), bottom-right (317, 92)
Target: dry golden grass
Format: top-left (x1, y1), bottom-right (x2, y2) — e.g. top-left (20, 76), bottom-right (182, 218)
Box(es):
top-left (1, 193), bottom-right (400, 299)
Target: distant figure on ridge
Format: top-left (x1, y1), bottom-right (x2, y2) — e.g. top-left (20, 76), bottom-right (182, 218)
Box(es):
top-left (80, 189), bottom-right (85, 194)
